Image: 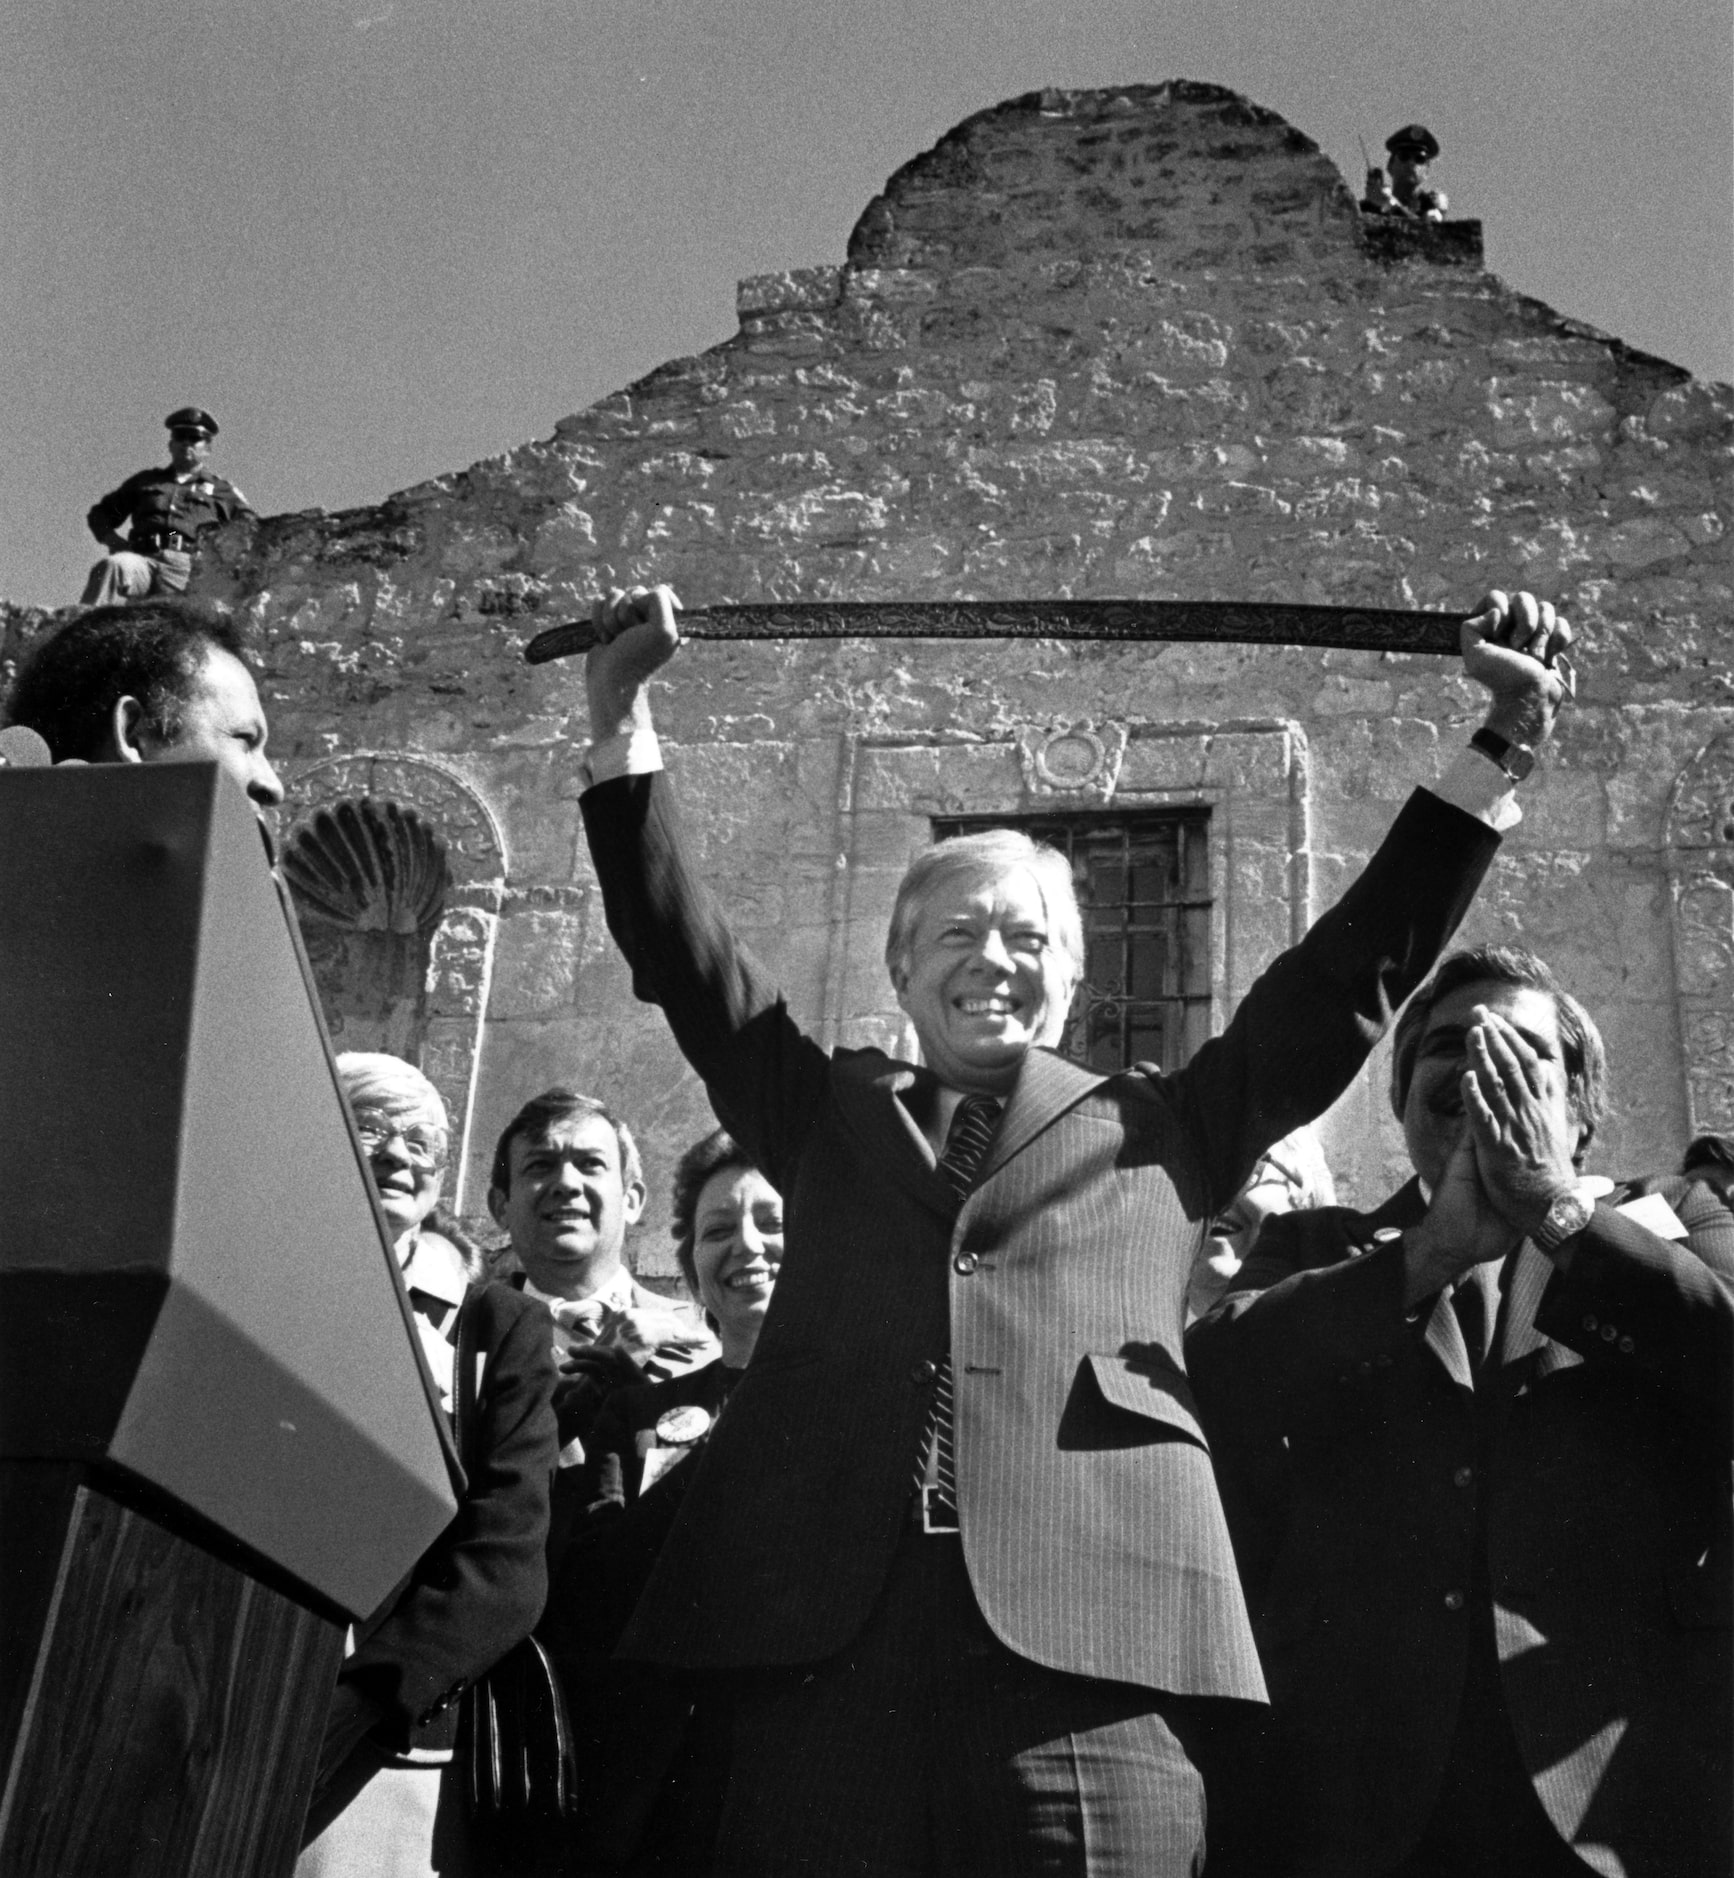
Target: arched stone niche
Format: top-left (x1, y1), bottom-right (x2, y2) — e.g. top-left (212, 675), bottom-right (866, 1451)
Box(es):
top-left (284, 796), bottom-right (450, 1059)
top-left (1665, 731), bottom-right (1734, 1135)
top-left (281, 754), bottom-right (507, 1209)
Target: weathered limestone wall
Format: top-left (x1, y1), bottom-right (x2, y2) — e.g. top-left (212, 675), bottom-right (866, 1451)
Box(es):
top-left (8, 83), bottom-right (1730, 1275)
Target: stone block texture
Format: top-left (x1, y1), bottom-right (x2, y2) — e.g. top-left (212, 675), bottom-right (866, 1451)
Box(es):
top-left (6, 83), bottom-right (1731, 1273)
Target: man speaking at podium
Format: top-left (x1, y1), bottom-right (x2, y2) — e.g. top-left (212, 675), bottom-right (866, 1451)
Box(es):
top-left (567, 581), bottom-right (1573, 1876)
top-left (3, 597), bottom-right (284, 813)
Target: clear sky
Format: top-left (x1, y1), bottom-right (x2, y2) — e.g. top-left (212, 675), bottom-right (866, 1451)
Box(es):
top-left (4, 0), bottom-right (1729, 608)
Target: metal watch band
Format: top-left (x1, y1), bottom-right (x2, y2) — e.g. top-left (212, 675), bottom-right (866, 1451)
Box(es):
top-left (1469, 725), bottom-right (1536, 783)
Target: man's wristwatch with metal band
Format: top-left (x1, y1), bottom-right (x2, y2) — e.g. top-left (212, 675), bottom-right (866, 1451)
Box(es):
top-left (1470, 725), bottom-right (1536, 783)
top-left (1531, 1179), bottom-right (1598, 1255)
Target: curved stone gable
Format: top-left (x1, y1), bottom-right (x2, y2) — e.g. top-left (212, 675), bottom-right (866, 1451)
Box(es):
top-left (844, 83), bottom-right (1358, 273)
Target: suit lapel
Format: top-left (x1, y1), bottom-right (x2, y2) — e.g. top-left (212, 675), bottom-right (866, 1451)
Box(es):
top-left (977, 1048), bottom-right (1107, 1184)
top-left (832, 1055), bottom-right (956, 1220)
top-left (1495, 1238), bottom-right (1585, 1390)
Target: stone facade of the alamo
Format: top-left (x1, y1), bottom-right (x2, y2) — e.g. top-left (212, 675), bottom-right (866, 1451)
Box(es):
top-left (5, 83), bottom-right (1731, 1280)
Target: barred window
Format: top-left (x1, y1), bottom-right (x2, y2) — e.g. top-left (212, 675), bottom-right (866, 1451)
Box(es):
top-left (929, 811), bottom-right (1212, 1073)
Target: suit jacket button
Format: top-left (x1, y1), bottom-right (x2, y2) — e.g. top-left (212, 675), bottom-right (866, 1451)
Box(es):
top-left (1582, 1314), bottom-right (1599, 1332)
top-left (953, 1252), bottom-right (980, 1275)
top-left (1600, 1323), bottom-right (1618, 1342)
top-left (912, 1359), bottom-right (938, 1385)
top-left (1443, 1590), bottom-right (1465, 1612)
top-left (1618, 1335), bottom-right (1635, 1353)
top-left (1452, 1466), bottom-right (1473, 1488)
top-left (1372, 1227), bottom-right (1403, 1244)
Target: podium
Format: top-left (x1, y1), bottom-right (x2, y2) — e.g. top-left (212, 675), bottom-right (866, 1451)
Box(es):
top-left (0, 764), bottom-right (460, 1877)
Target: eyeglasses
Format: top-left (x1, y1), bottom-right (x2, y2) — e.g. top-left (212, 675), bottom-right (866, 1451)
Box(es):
top-left (353, 1115), bottom-right (446, 1167)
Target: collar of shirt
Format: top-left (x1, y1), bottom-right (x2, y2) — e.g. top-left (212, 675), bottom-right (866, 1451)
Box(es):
top-left (522, 1264), bottom-right (638, 1321)
top-left (401, 1230), bottom-right (469, 1309)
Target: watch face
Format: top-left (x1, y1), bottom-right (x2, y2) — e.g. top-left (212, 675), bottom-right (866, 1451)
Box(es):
top-left (1505, 744), bottom-right (1536, 782)
top-left (1543, 1190), bottom-right (1593, 1243)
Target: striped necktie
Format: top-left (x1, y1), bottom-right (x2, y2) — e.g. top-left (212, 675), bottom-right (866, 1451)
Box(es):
top-left (915, 1094), bottom-right (1002, 1529)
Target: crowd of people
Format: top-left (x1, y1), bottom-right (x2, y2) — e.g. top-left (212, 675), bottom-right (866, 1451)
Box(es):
top-left (3, 581), bottom-right (1729, 1878)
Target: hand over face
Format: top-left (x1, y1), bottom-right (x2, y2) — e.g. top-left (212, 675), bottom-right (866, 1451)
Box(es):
top-left (585, 583), bottom-right (683, 741)
top-left (1460, 588), bottom-right (1575, 748)
top-left (1408, 1122), bottom-right (1519, 1297)
top-left (1462, 1005), bottom-right (1581, 1233)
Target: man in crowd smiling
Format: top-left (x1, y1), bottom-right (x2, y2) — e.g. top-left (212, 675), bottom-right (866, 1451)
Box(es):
top-left (487, 1088), bottom-right (713, 1480)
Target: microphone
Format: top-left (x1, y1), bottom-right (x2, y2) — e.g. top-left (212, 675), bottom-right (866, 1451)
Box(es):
top-left (0, 725), bottom-right (52, 768)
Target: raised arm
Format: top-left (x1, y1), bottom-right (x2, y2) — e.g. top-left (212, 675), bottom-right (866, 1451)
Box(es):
top-left (576, 585), bottom-right (832, 1195)
top-left (1169, 589), bottom-right (1576, 1213)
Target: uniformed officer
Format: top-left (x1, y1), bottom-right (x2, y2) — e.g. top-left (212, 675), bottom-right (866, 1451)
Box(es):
top-left (80, 408), bottom-right (256, 607)
top-left (1385, 123), bottom-right (1448, 219)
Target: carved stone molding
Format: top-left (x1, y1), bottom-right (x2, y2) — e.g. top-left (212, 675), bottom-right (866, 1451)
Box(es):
top-left (281, 753), bottom-right (507, 1207)
top-left (1666, 730), bottom-right (1734, 1135)
top-left (283, 798), bottom-right (449, 935)
top-left (283, 753), bottom-right (506, 901)
top-left (1015, 719), bottom-right (1128, 800)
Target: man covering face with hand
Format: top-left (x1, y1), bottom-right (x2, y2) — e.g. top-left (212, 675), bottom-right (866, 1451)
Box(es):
top-left (1189, 947), bottom-right (1734, 1878)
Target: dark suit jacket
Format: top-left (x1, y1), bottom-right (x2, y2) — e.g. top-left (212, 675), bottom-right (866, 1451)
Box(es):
top-left (539, 1360), bottom-right (740, 1872)
top-left (581, 771), bottom-right (1498, 1697)
top-left (335, 1279), bottom-right (559, 1751)
top-left (1187, 1174), bottom-right (1734, 1877)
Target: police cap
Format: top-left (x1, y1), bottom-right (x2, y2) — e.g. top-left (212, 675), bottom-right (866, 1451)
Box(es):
top-left (165, 407), bottom-right (220, 438)
top-left (1385, 124), bottom-right (1441, 162)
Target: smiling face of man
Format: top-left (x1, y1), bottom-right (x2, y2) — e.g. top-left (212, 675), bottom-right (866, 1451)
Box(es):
top-left (892, 862), bottom-right (1079, 1095)
top-left (488, 1112), bottom-right (646, 1299)
top-left (1401, 980), bottom-right (1574, 1190)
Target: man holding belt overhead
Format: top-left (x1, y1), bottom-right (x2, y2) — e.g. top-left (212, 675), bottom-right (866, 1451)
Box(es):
top-left (565, 580), bottom-right (1572, 1875)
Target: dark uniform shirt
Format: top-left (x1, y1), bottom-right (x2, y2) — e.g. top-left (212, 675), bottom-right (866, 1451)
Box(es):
top-left (86, 465), bottom-right (255, 550)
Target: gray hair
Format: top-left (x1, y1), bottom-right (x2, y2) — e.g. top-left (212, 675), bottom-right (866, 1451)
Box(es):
top-left (334, 1052), bottom-right (450, 1166)
top-left (885, 829), bottom-right (1085, 986)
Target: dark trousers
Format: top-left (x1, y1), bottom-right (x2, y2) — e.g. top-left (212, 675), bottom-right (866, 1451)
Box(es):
top-left (716, 1527), bottom-right (1207, 1877)
top-left (1390, 1599), bottom-right (1588, 1878)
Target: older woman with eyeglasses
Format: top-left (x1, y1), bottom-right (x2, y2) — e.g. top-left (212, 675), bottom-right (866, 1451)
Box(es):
top-left (298, 1054), bottom-right (558, 1878)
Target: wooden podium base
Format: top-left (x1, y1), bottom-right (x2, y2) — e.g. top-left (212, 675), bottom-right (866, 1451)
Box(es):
top-left (0, 1463), bottom-right (343, 1878)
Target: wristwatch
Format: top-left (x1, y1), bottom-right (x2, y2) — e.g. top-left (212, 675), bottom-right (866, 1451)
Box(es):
top-left (1470, 726), bottom-right (1536, 783)
top-left (1531, 1180), bottom-right (1597, 1255)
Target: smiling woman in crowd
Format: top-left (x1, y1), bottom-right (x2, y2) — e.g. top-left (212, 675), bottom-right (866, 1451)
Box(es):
top-left (539, 1127), bottom-right (784, 1877)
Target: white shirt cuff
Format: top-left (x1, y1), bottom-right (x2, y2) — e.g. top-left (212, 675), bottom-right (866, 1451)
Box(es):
top-left (1427, 744), bottom-right (1521, 833)
top-left (581, 726), bottom-right (664, 789)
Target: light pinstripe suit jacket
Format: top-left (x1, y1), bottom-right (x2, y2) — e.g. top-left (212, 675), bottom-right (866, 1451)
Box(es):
top-left (582, 772), bottom-right (1498, 1698)
top-left (1188, 1174), bottom-right (1734, 1876)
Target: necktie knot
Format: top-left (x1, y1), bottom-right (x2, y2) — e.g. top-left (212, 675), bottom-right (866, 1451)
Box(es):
top-left (938, 1094), bottom-right (1002, 1204)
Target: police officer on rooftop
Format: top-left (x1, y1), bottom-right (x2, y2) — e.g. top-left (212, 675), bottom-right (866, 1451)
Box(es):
top-left (1385, 123), bottom-right (1448, 220)
top-left (81, 407), bottom-right (256, 607)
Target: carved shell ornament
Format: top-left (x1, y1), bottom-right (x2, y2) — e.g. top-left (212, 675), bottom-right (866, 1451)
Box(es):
top-left (282, 797), bottom-right (449, 935)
